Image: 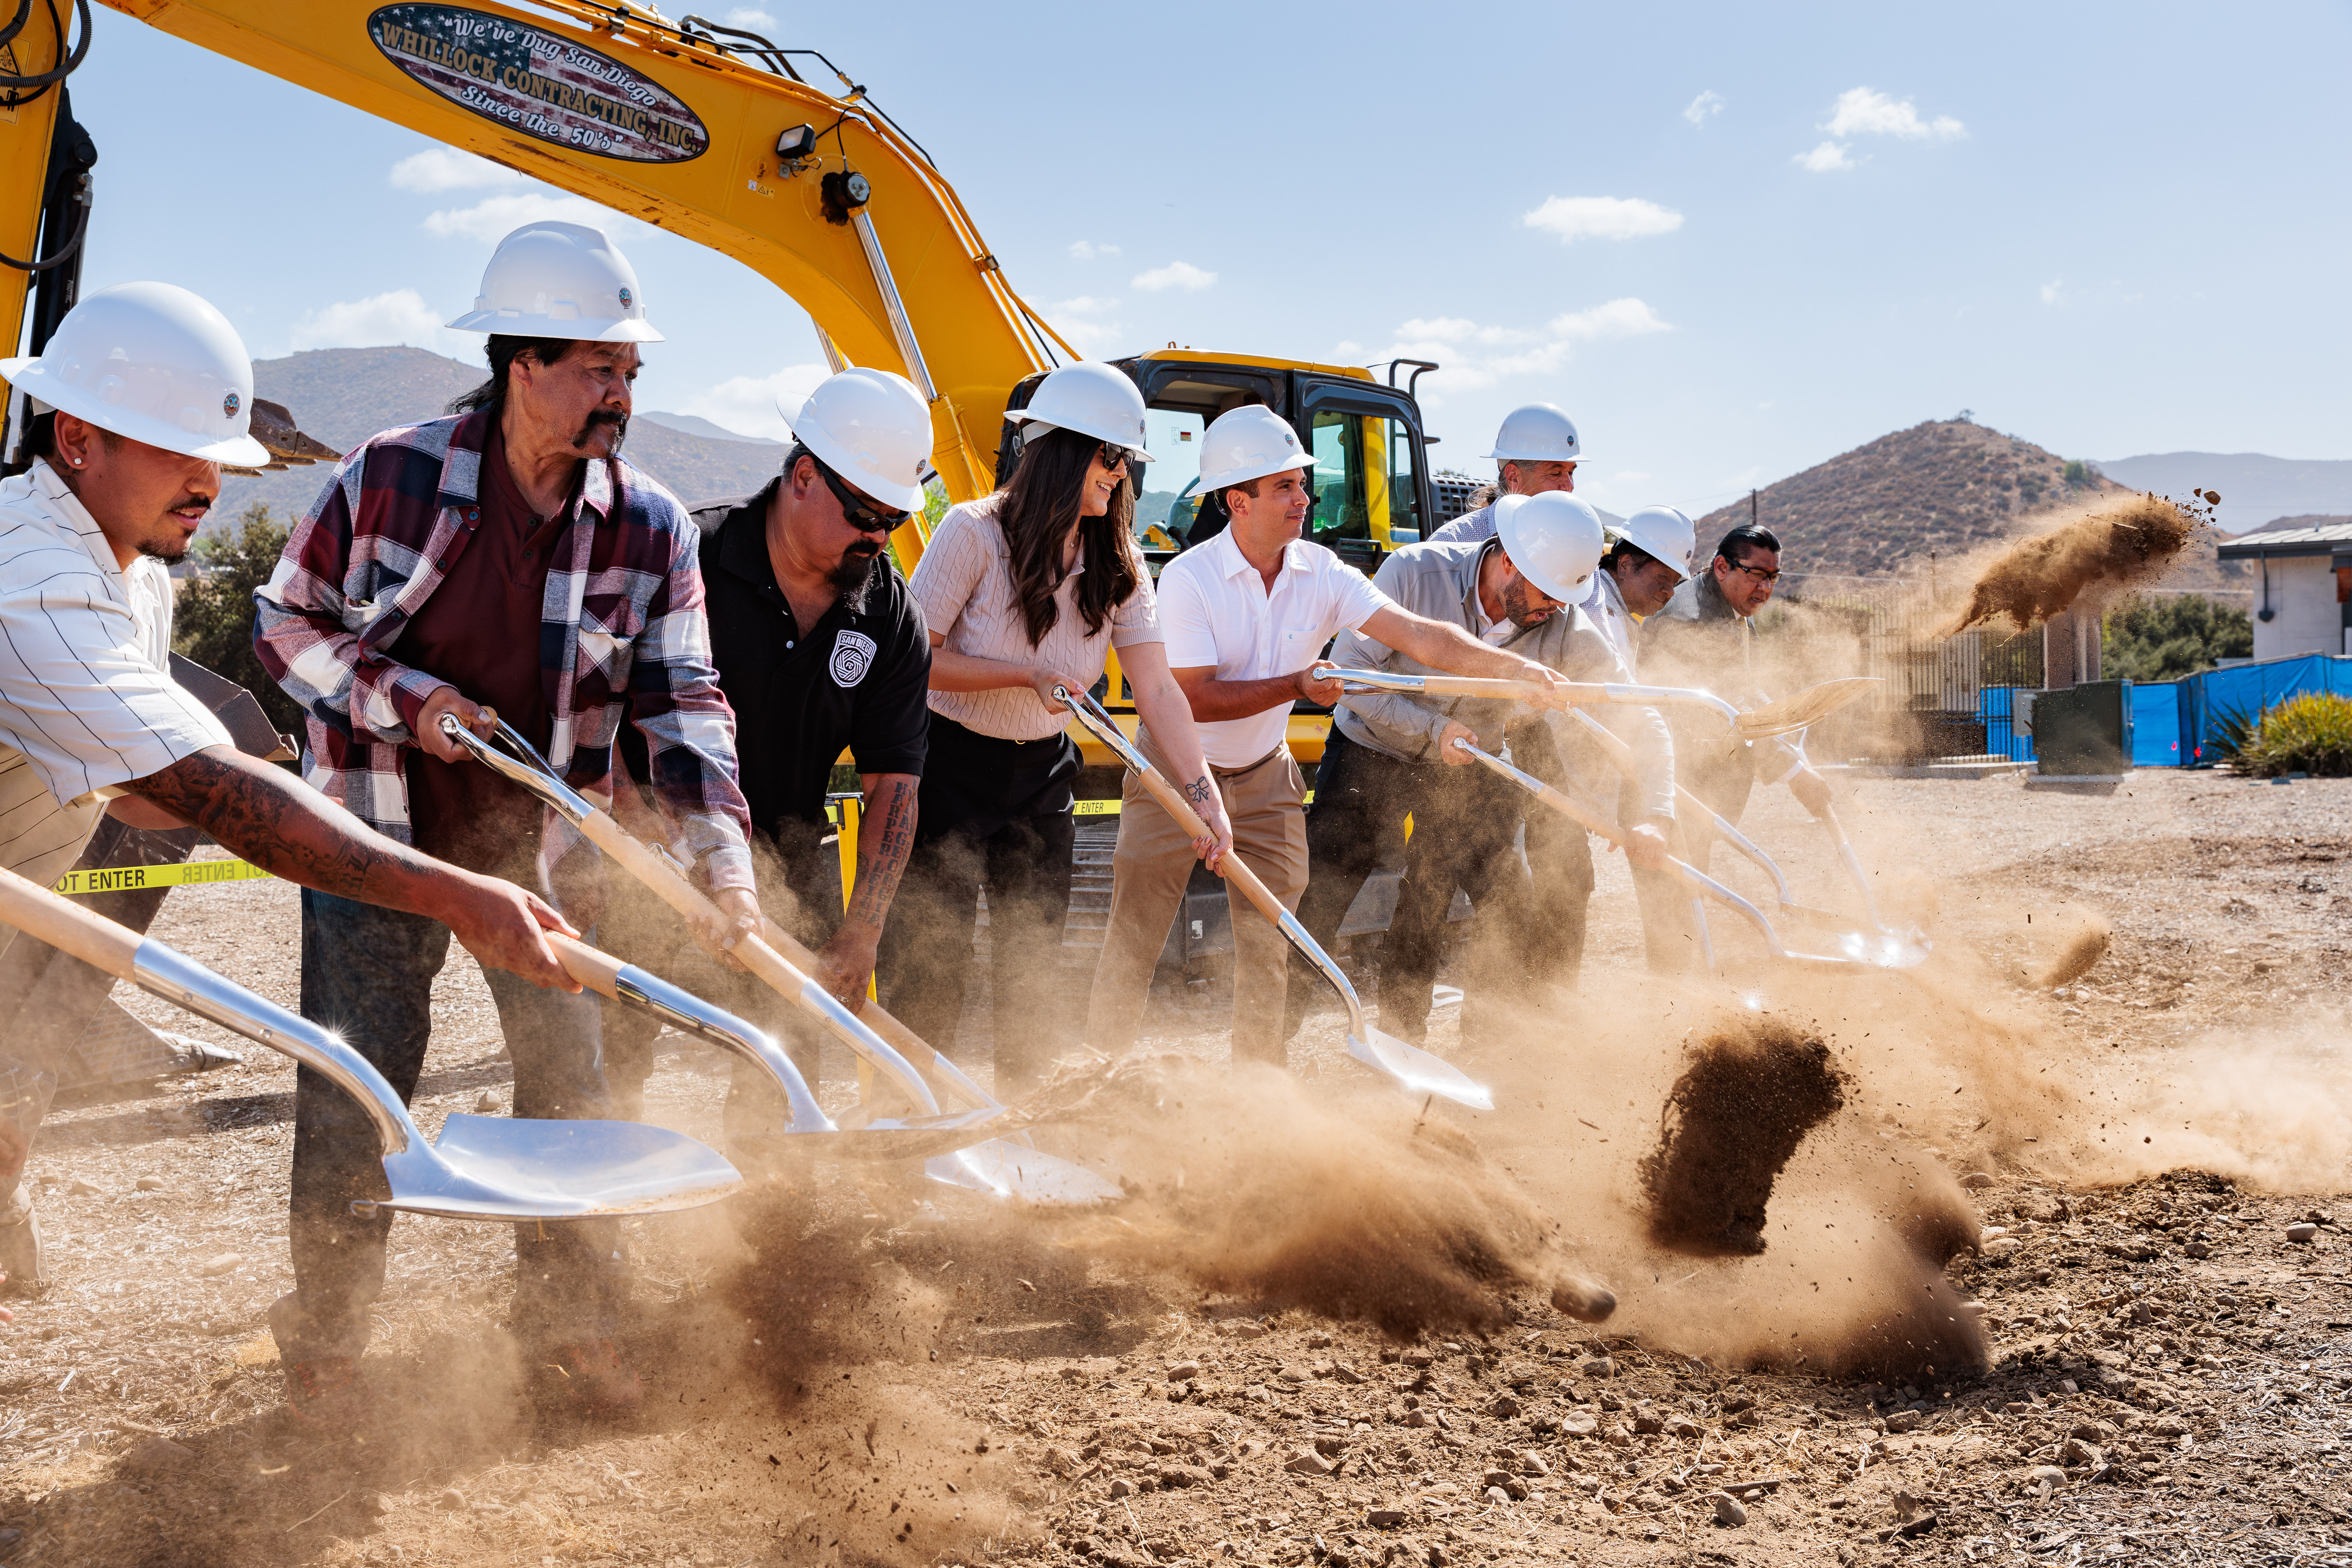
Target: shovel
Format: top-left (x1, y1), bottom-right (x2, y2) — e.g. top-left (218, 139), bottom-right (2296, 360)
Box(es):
top-left (542, 933), bottom-right (1005, 1162)
top-left (1054, 686), bottom-right (1494, 1111)
top-left (1559, 709), bottom-right (1931, 967)
top-left (437, 716), bottom-right (1120, 1205)
top-left (1330, 669), bottom-right (1879, 741)
top-left (1452, 740), bottom-right (1926, 971)
top-left (0, 866), bottom-right (742, 1220)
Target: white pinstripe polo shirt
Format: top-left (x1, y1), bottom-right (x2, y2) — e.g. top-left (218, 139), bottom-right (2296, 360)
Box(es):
top-left (0, 459), bottom-right (231, 894)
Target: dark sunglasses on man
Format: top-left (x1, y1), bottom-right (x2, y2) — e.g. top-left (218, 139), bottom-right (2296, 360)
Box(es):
top-left (1723, 557), bottom-right (1781, 586)
top-left (811, 453), bottom-right (912, 534)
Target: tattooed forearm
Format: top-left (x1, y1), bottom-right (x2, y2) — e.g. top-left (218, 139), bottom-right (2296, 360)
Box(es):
top-left (844, 773), bottom-right (920, 931)
top-left (126, 746), bottom-right (434, 906)
top-left (1182, 774), bottom-right (1214, 806)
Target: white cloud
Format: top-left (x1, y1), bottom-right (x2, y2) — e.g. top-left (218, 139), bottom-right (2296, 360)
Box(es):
top-left (1823, 86), bottom-right (1965, 142)
top-left (679, 365), bottom-right (832, 444)
top-left (1131, 260), bottom-right (1216, 292)
top-left (288, 289), bottom-right (468, 354)
top-left (1794, 140), bottom-right (1856, 173)
top-left (721, 5), bottom-right (779, 26)
top-left (421, 191), bottom-right (641, 244)
top-left (1067, 240), bottom-right (1122, 261)
top-left (1521, 196), bottom-right (1683, 245)
top-left (1548, 298), bottom-right (1672, 340)
top-left (1682, 90), bottom-right (1725, 127)
top-left (1612, 470), bottom-right (1653, 485)
top-left (2041, 278), bottom-right (2064, 306)
top-left (1052, 296), bottom-right (1120, 316)
top-left (390, 146), bottom-right (526, 194)
top-left (1357, 298), bottom-right (1672, 402)
top-left (1049, 295), bottom-right (1126, 353)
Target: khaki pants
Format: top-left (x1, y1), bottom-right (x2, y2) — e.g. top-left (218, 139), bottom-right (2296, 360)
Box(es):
top-left (1085, 730), bottom-right (1309, 1067)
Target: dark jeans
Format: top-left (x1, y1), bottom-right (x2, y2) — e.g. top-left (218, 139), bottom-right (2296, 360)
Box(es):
top-left (599, 820), bottom-right (840, 1142)
top-left (876, 715), bottom-right (1077, 1096)
top-left (1283, 727), bottom-right (1555, 1047)
top-left (269, 889), bottom-right (625, 1363)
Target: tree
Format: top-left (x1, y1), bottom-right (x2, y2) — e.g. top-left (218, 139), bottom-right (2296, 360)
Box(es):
top-left (172, 502), bottom-right (307, 740)
top-left (2101, 593), bottom-right (2253, 682)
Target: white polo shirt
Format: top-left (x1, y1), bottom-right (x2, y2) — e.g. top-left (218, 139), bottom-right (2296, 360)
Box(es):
top-left (1157, 528), bottom-right (1391, 768)
top-left (0, 460), bottom-right (231, 896)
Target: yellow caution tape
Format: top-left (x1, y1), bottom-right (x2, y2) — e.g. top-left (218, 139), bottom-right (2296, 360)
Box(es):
top-left (51, 858), bottom-right (272, 897)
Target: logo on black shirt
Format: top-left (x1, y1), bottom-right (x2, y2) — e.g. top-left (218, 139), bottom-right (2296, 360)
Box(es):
top-left (829, 629), bottom-right (878, 688)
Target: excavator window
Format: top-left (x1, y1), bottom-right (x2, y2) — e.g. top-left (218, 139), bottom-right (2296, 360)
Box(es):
top-left (1306, 410), bottom-right (1423, 552)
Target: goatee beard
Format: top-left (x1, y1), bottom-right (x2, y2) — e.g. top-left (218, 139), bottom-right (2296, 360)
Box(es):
top-left (573, 412), bottom-right (628, 454)
top-left (831, 547), bottom-right (881, 598)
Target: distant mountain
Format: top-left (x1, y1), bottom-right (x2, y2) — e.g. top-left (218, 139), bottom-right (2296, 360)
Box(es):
top-left (213, 347), bottom-right (788, 529)
top-left (1697, 417), bottom-right (2247, 596)
top-left (2094, 452), bottom-right (2352, 534)
top-left (638, 410), bottom-right (782, 445)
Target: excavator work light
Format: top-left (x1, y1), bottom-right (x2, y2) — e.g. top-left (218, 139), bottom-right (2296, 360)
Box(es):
top-left (775, 123), bottom-right (817, 165)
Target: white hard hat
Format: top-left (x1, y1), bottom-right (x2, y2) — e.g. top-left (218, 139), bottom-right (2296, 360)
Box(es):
top-left (1486, 402), bottom-right (1583, 464)
top-left (0, 281), bottom-right (269, 466)
top-left (1494, 490), bottom-right (1606, 603)
top-left (786, 367), bottom-right (932, 513)
top-left (446, 221), bottom-right (662, 343)
top-left (1609, 505), bottom-right (1697, 583)
top-left (1003, 361), bottom-right (1154, 461)
top-left (1198, 405), bottom-right (1313, 493)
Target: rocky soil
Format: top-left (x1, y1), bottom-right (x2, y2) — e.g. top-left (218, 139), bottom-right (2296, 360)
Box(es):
top-left (2, 769), bottom-right (2349, 1568)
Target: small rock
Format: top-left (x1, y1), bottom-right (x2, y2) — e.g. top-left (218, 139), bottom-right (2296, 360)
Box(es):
top-left (2059, 1437), bottom-right (2104, 1468)
top-left (1517, 1450), bottom-right (1550, 1477)
top-left (437, 1487), bottom-right (467, 1510)
top-left (1427, 1548), bottom-right (1448, 1567)
top-left (2025, 1465), bottom-right (2067, 1491)
top-left (1982, 1236), bottom-right (2023, 1257)
top-left (1559, 1412), bottom-right (1599, 1439)
top-left (1486, 1395), bottom-right (1521, 1419)
top-left (1285, 1449), bottom-right (1336, 1477)
top-left (1632, 1413), bottom-right (1664, 1435)
top-left (1960, 1172), bottom-right (1996, 1190)
top-left (473, 1091), bottom-right (498, 1112)
top-left (1226, 1320), bottom-right (1266, 1339)
top-left (1579, 1356), bottom-right (1617, 1378)
top-left (1276, 1365), bottom-right (1310, 1384)
top-left (1045, 1446), bottom-right (1079, 1476)
top-left (1667, 1416), bottom-right (1703, 1439)
top-left (1883, 1411), bottom-right (1923, 1434)
top-left (1166, 1361), bottom-right (1201, 1382)
top-left (1712, 1492), bottom-right (1748, 1526)
top-left (1401, 1350), bottom-right (1435, 1368)
top-left (198, 1252), bottom-right (242, 1278)
top-left (1366, 1507), bottom-right (1407, 1528)
top-left (1601, 1423), bottom-right (1634, 1448)
top-left (1157, 1465), bottom-right (1214, 1489)
top-left (1332, 1363), bottom-right (1365, 1385)
top-left (1307, 1331), bottom-right (1333, 1348)
top-left (67, 1179), bottom-right (100, 1197)
top-left (1309, 1359), bottom-right (1336, 1379)
top-left (2287, 1222), bottom-right (2319, 1243)
top-left (1483, 1486), bottom-right (1509, 1504)
top-left (2069, 1420), bottom-right (2114, 1444)
top-left (134, 1176), bottom-right (164, 1192)
top-left (1107, 1478), bottom-right (1134, 1499)
top-left (120, 1437), bottom-right (194, 1479)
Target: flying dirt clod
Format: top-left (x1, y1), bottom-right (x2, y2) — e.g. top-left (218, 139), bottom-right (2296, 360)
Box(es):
top-left (1942, 494), bottom-right (2200, 635)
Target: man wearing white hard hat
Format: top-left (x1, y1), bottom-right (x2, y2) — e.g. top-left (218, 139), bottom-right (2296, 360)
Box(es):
top-left (1085, 405), bottom-right (1571, 1069)
top-left (601, 368), bottom-right (935, 1135)
top-left (897, 361), bottom-right (1231, 1092)
top-left (1281, 492), bottom-right (1676, 1044)
top-left (254, 222), bottom-right (759, 1421)
top-left (1425, 402), bottom-right (1583, 546)
top-left (0, 283), bottom-right (577, 1318)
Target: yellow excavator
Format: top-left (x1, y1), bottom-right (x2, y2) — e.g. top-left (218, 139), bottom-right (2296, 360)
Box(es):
top-left (0, 0), bottom-right (1458, 769)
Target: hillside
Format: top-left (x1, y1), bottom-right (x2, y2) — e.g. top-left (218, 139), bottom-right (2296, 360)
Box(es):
top-left (214, 347), bottom-right (787, 528)
top-left (2095, 452), bottom-right (2352, 534)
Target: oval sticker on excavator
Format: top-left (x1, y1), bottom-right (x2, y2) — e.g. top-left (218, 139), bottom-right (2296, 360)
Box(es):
top-left (369, 4), bottom-right (708, 163)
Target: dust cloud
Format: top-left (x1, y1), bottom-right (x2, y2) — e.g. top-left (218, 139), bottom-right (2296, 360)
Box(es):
top-left (1942, 494), bottom-right (2200, 635)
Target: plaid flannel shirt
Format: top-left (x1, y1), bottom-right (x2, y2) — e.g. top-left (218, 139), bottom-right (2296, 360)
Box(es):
top-left (253, 411), bottom-right (753, 892)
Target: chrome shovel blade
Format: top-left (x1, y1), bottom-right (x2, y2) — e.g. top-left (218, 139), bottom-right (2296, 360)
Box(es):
top-left (1347, 1027), bottom-right (1495, 1112)
top-left (926, 1138), bottom-right (1123, 1206)
top-left (367, 1114), bottom-right (744, 1221)
top-left (732, 1107), bottom-right (1012, 1165)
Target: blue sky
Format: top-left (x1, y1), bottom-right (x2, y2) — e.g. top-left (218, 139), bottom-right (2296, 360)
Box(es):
top-left (45, 1), bottom-right (2352, 519)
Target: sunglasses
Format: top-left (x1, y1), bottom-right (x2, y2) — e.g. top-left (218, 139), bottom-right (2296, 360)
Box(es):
top-left (1724, 558), bottom-right (1781, 585)
top-left (811, 454), bottom-right (910, 533)
top-left (1096, 442), bottom-right (1144, 475)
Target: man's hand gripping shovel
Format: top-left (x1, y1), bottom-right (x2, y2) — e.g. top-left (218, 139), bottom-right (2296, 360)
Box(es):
top-left (1055, 686), bottom-right (1493, 1111)
top-left (0, 866), bottom-right (742, 1220)
top-left (438, 715), bottom-right (1119, 1206)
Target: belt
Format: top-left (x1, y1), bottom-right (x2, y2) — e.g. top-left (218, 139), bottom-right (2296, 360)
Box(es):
top-left (1210, 744), bottom-right (1288, 779)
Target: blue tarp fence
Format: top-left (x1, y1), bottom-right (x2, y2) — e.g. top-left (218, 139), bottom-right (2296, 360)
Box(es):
top-left (2132, 683), bottom-right (2180, 767)
top-left (1979, 686), bottom-right (2034, 762)
top-left (2176, 654), bottom-right (2352, 767)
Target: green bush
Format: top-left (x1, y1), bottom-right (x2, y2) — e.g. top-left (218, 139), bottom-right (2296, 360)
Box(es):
top-left (2102, 594), bottom-right (2253, 682)
top-left (172, 501), bottom-right (307, 740)
top-left (2234, 692), bottom-right (2352, 777)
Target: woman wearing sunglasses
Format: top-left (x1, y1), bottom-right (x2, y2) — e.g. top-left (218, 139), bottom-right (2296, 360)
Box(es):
top-left (881, 362), bottom-right (1232, 1094)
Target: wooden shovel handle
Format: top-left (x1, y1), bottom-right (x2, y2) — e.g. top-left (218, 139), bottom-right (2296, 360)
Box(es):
top-left (545, 931), bottom-right (627, 1000)
top-left (0, 865), bottom-right (141, 982)
top-left (571, 810), bottom-right (813, 1007)
top-left (1125, 768), bottom-right (1290, 930)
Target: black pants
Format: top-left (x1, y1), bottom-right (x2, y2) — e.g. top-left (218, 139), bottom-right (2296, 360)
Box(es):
top-left (875, 715), bottom-right (1078, 1096)
top-left (1283, 727), bottom-right (1559, 1047)
top-left (598, 819), bottom-right (840, 1138)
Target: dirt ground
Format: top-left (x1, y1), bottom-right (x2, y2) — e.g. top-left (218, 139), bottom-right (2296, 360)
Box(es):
top-left (5, 767), bottom-right (2352, 1568)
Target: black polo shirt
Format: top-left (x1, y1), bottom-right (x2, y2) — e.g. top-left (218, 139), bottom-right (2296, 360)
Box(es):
top-left (688, 481), bottom-right (930, 837)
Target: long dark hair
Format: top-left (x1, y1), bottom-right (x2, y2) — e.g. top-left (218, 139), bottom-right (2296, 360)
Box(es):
top-left (994, 427), bottom-right (1141, 647)
top-left (449, 334), bottom-right (581, 417)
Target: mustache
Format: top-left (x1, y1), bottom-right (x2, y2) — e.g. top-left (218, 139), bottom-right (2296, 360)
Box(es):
top-left (168, 492), bottom-right (214, 515)
top-left (571, 409), bottom-right (629, 451)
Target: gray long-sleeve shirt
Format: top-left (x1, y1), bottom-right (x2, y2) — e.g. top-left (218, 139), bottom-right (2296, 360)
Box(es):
top-left (1328, 539), bottom-right (1675, 822)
